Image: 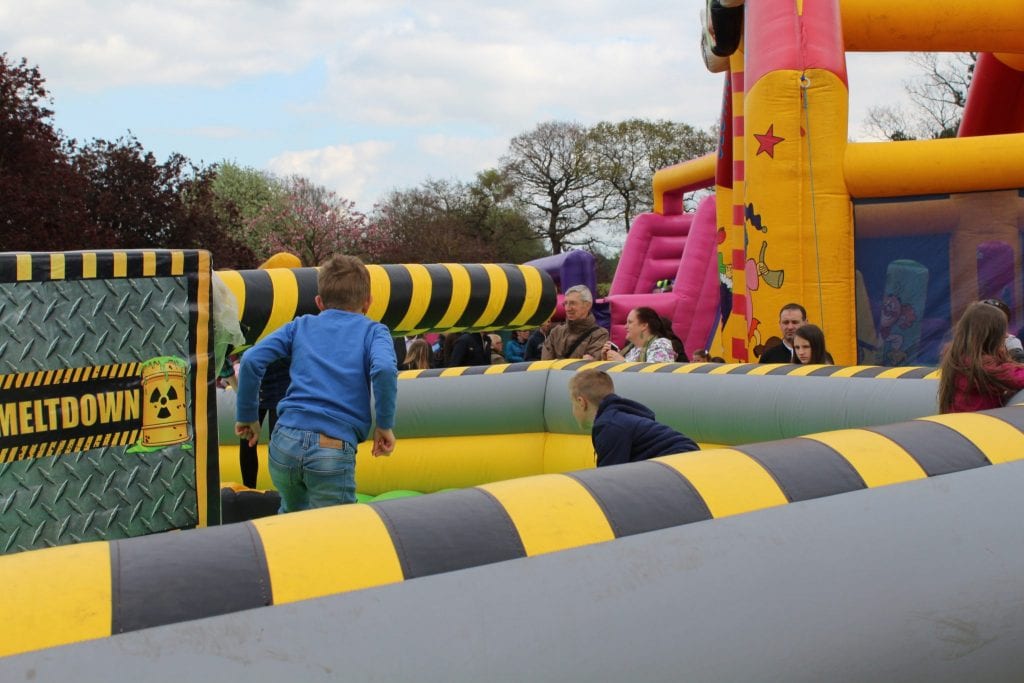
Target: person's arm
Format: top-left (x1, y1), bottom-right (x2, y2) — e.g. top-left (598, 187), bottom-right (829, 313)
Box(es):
top-left (541, 329), bottom-right (557, 360)
top-left (581, 327), bottom-right (610, 359)
top-left (236, 325), bottom-right (293, 440)
top-left (367, 324), bottom-right (398, 455)
top-left (646, 337), bottom-right (676, 363)
top-left (593, 422), bottom-right (632, 467)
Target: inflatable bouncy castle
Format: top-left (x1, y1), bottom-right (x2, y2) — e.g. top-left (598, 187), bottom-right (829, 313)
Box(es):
top-left (658, 0), bottom-right (1024, 365)
top-left (5, 2), bottom-right (1024, 680)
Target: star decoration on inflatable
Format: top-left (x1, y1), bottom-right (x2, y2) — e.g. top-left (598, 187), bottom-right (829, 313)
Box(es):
top-left (754, 124), bottom-right (785, 158)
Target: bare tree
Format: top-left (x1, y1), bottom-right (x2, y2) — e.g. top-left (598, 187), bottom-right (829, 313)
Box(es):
top-left (500, 121), bottom-right (613, 254)
top-left (589, 119), bottom-right (716, 233)
top-left (863, 52), bottom-right (977, 140)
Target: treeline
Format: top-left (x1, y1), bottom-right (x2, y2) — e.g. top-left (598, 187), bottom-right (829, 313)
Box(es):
top-left (0, 54), bottom-right (716, 269)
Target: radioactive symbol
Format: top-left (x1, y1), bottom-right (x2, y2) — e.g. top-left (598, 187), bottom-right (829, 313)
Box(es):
top-left (149, 384), bottom-right (179, 420)
top-left (137, 356), bottom-right (190, 448)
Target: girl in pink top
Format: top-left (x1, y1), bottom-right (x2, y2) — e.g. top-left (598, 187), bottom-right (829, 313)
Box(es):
top-left (938, 302), bottom-right (1024, 413)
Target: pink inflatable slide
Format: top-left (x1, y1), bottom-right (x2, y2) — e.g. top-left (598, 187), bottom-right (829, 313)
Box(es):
top-left (606, 195), bottom-right (720, 356)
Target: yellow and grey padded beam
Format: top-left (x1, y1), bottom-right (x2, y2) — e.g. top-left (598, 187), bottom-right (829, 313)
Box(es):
top-left (216, 359), bottom-right (945, 491)
top-left (5, 404), bottom-right (1024, 658)
top-left (214, 263), bottom-right (557, 345)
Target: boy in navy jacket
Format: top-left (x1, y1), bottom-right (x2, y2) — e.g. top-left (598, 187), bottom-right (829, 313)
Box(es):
top-left (569, 369), bottom-right (699, 467)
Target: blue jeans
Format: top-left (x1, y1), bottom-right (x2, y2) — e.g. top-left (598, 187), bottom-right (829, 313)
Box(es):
top-left (268, 425), bottom-right (357, 512)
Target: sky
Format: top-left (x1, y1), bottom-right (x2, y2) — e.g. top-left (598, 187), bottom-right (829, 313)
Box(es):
top-left (2, 1), bottom-right (921, 213)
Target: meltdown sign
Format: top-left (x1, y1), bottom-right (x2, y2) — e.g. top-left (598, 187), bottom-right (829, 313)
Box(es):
top-left (0, 357), bottom-right (190, 461)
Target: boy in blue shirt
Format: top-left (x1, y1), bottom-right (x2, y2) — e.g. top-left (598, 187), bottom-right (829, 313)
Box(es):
top-left (235, 254), bottom-right (398, 511)
top-left (569, 369), bottom-right (698, 467)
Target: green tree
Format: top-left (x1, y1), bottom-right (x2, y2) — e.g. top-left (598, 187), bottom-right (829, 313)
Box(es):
top-left (210, 161), bottom-right (286, 257)
top-left (371, 174), bottom-right (543, 264)
top-left (589, 119), bottom-right (716, 233)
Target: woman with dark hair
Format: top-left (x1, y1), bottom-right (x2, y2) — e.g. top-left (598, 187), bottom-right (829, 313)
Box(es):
top-left (792, 324), bottom-right (833, 365)
top-left (603, 307), bottom-right (677, 363)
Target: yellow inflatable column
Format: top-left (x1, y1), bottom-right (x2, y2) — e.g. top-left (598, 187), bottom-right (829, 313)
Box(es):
top-left (739, 0), bottom-right (854, 363)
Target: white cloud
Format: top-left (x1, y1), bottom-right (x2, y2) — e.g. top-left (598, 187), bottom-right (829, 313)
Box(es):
top-left (267, 140), bottom-right (395, 206)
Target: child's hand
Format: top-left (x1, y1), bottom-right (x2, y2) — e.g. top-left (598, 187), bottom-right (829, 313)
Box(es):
top-left (235, 421), bottom-right (261, 447)
top-left (372, 428), bottom-right (396, 456)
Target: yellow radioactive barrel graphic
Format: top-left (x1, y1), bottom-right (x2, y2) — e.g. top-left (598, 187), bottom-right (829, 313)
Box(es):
top-left (139, 356), bottom-right (189, 447)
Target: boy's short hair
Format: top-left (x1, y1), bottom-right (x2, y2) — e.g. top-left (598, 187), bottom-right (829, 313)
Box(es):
top-left (569, 369), bottom-right (615, 403)
top-left (318, 254), bottom-right (370, 311)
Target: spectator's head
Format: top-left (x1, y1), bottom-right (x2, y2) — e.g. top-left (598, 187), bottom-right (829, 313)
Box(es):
top-left (778, 303), bottom-right (807, 345)
top-left (563, 285), bottom-right (594, 322)
top-left (317, 254), bottom-right (371, 312)
top-left (625, 306), bottom-right (668, 346)
top-left (515, 329), bottom-right (531, 342)
top-left (404, 339), bottom-right (432, 370)
top-left (951, 302), bottom-right (1008, 358)
top-left (692, 349), bottom-right (711, 362)
top-left (488, 334), bottom-right (503, 354)
top-left (981, 298), bottom-right (1012, 324)
top-left (793, 323), bottom-right (829, 364)
top-left (568, 369), bottom-right (615, 428)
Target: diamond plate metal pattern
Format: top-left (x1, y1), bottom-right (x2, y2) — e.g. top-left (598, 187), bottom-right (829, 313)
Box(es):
top-left (0, 276), bottom-right (199, 554)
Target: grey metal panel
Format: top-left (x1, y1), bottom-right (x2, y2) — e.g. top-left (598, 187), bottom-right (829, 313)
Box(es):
top-left (8, 461), bottom-right (1024, 683)
top-left (544, 370), bottom-right (941, 444)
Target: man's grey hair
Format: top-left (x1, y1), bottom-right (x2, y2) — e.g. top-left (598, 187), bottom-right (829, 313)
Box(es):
top-left (564, 284), bottom-right (593, 303)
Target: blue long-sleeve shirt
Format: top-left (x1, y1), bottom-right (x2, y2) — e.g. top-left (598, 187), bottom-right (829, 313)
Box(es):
top-left (236, 309), bottom-right (398, 447)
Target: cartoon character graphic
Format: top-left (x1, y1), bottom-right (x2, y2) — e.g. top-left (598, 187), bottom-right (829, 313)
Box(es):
top-left (877, 293), bottom-right (918, 366)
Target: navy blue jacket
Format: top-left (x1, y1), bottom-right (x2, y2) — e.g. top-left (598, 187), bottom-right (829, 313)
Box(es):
top-left (592, 394), bottom-right (699, 467)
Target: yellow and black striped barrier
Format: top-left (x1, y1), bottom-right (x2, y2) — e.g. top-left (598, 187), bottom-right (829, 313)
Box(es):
top-left (4, 403), bottom-right (1023, 657)
top-left (215, 263), bottom-right (558, 345)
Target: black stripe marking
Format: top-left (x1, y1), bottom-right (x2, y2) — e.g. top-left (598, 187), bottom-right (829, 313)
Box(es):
top-left (380, 265), bottom-right (413, 331)
top-left (461, 365), bottom-right (490, 375)
top-left (419, 265), bottom-right (454, 330)
top-left (868, 421), bottom-right (990, 476)
top-left (684, 363), bottom-right (720, 374)
top-left (238, 270), bottom-right (274, 344)
top-left (722, 363), bottom-right (758, 374)
top-left (31, 253), bottom-right (50, 281)
top-left (94, 252), bottom-right (114, 279)
top-left (502, 362), bottom-right (532, 373)
top-left (494, 265), bottom-right (526, 326)
top-left (371, 488), bottom-right (526, 579)
top-left (851, 366), bottom-right (887, 378)
top-left (808, 365), bottom-right (842, 376)
top-left (560, 360), bottom-right (590, 371)
top-left (567, 462), bottom-right (711, 537)
top-left (417, 368), bottom-right (446, 378)
top-left (653, 363), bottom-right (682, 373)
top-left (63, 252), bottom-right (84, 279)
top-left (738, 438), bottom-right (866, 502)
top-left (986, 405), bottom-right (1024, 430)
top-left (294, 267), bottom-right (320, 315)
top-left (110, 522), bottom-right (270, 633)
top-left (766, 364), bottom-right (798, 375)
top-left (125, 253), bottom-right (144, 279)
top-left (533, 272), bottom-right (559, 326)
top-left (456, 265), bottom-right (492, 329)
top-left (895, 367), bottom-right (935, 379)
top-left (0, 254), bottom-right (16, 281)
top-left (153, 251), bottom-right (172, 276)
